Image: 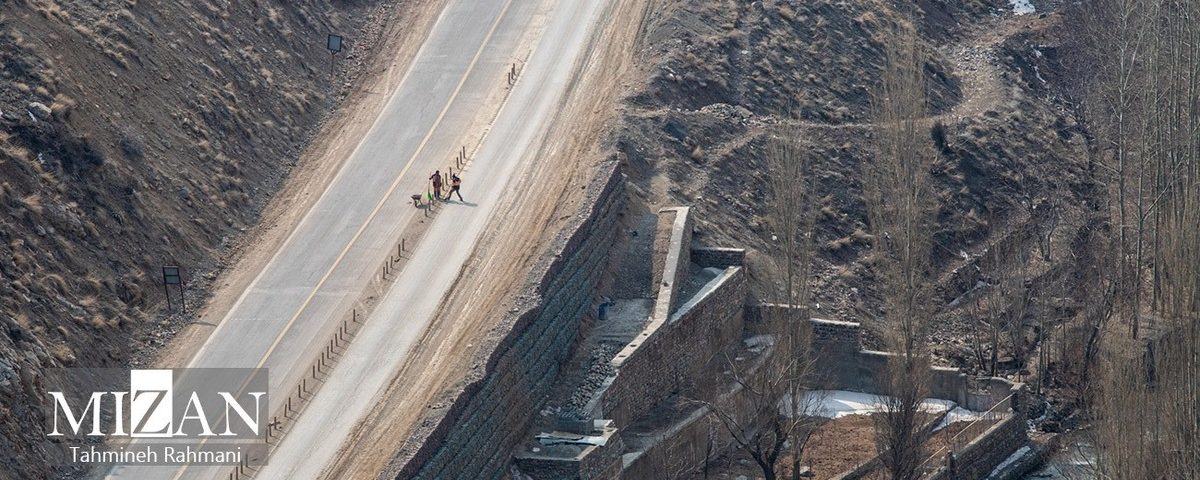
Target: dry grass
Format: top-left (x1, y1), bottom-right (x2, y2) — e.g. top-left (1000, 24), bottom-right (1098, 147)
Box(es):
top-left (49, 342), bottom-right (75, 363)
top-left (19, 193), bottom-right (43, 214)
top-left (49, 93), bottom-right (74, 118)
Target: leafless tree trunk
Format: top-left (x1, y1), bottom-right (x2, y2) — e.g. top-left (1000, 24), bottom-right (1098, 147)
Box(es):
top-left (701, 343), bottom-right (820, 480)
top-left (976, 247), bottom-right (1030, 377)
top-left (1076, 0), bottom-right (1200, 477)
top-left (864, 22), bottom-right (935, 480)
top-left (968, 298), bottom-right (990, 373)
top-left (699, 127), bottom-right (822, 480)
top-left (1075, 0), bottom-right (1162, 340)
top-left (766, 128), bottom-right (820, 480)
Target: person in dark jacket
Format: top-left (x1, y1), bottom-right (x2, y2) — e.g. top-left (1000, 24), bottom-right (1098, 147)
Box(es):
top-left (446, 174), bottom-right (463, 201)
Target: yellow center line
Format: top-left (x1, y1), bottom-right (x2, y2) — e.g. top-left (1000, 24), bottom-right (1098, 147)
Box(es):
top-left (163, 0), bottom-right (519, 479)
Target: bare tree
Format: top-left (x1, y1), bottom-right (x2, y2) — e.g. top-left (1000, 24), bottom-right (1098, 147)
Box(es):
top-left (766, 128), bottom-right (821, 480)
top-left (968, 297), bottom-right (991, 373)
top-left (1035, 195), bottom-right (1063, 263)
top-left (698, 128), bottom-right (822, 480)
top-left (990, 240), bottom-right (1032, 374)
top-left (767, 130), bottom-right (817, 312)
top-left (864, 21), bottom-right (936, 480)
top-left (970, 222), bottom-right (1032, 377)
top-left (1074, 0), bottom-right (1176, 340)
top-left (1076, 0), bottom-right (1200, 477)
top-left (700, 342), bottom-right (820, 480)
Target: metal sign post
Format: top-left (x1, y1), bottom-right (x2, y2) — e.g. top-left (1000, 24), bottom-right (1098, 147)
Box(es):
top-left (327, 34), bottom-right (344, 80)
top-left (162, 265), bottom-right (186, 314)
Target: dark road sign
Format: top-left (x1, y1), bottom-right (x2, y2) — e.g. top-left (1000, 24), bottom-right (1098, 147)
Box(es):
top-left (162, 265), bottom-right (186, 313)
top-left (163, 266), bottom-right (182, 285)
top-left (327, 34), bottom-right (343, 54)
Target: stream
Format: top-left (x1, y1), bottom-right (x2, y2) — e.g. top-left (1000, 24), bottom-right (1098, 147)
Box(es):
top-left (1022, 432), bottom-right (1099, 480)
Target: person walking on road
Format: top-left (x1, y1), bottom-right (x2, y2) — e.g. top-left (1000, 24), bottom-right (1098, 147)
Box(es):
top-left (429, 170), bottom-right (443, 200)
top-left (447, 174), bottom-right (463, 201)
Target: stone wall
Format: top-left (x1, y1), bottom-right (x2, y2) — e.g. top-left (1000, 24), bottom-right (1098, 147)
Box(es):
top-left (926, 413), bottom-right (1029, 480)
top-left (387, 162), bottom-right (626, 480)
top-left (690, 247), bottom-right (745, 269)
top-left (810, 317), bottom-right (862, 353)
top-left (618, 348), bottom-right (771, 480)
top-left (744, 305), bottom-right (969, 404)
top-left (514, 426), bottom-right (625, 480)
top-left (651, 206), bottom-right (693, 319)
top-left (597, 266), bottom-right (747, 427)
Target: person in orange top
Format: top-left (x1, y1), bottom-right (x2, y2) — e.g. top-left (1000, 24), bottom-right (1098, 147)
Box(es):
top-left (429, 170), bottom-right (443, 200)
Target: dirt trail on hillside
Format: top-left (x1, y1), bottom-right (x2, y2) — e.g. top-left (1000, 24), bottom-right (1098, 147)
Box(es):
top-left (940, 12), bottom-right (1059, 121)
top-left (319, 0), bottom-right (654, 478)
top-left (629, 11), bottom-right (1055, 136)
top-left (636, 10), bottom-right (1055, 204)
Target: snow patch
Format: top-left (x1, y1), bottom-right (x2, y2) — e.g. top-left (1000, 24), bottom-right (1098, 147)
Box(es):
top-left (1010, 0), bottom-right (1036, 15)
top-left (988, 445), bottom-right (1032, 478)
top-left (743, 334), bottom-right (774, 353)
top-left (783, 390), bottom-right (956, 419)
top-left (933, 406), bottom-right (988, 431)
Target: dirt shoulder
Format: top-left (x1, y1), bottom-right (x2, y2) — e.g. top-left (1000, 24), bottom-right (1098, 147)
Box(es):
top-left (152, 0), bottom-right (450, 369)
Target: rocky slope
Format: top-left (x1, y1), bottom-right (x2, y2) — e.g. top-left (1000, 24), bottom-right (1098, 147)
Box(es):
top-left (0, 0), bottom-right (399, 476)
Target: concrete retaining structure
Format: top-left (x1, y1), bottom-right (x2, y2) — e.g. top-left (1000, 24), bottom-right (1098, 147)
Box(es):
top-left (512, 204), bottom-right (749, 479)
top-left (618, 346), bottom-right (773, 480)
top-left (386, 162), bottom-right (626, 480)
top-left (514, 422), bottom-right (625, 480)
top-left (745, 305), bottom-right (970, 405)
top-left (650, 207), bottom-right (693, 320)
top-left (597, 266), bottom-right (747, 427)
top-left (925, 413), bottom-right (1029, 480)
top-left (690, 247), bottom-right (745, 269)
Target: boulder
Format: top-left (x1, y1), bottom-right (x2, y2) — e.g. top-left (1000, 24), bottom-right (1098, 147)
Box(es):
top-left (27, 102), bottom-right (52, 120)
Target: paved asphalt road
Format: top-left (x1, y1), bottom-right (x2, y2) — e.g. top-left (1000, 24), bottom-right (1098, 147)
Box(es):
top-left (103, 0), bottom-right (612, 478)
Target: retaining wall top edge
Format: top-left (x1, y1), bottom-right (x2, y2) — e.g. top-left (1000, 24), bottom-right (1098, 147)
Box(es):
top-left (810, 317), bottom-right (861, 327)
top-left (609, 315), bottom-right (663, 369)
top-left (975, 376), bottom-right (1024, 390)
top-left (651, 205), bottom-right (693, 321)
top-left (692, 246), bottom-right (745, 252)
top-left (612, 265), bottom-right (741, 370)
top-left (668, 266), bottom-right (740, 324)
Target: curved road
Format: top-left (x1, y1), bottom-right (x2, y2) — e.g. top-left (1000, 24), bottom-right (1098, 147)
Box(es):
top-left (104, 0), bottom-right (613, 478)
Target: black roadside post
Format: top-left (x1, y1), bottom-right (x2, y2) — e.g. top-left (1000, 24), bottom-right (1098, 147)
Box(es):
top-left (162, 265), bottom-right (185, 313)
top-left (327, 34), bottom-right (344, 81)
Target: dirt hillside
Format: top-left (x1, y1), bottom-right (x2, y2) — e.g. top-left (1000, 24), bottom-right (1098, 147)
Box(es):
top-left (614, 1), bottom-right (1099, 476)
top-left (615, 0), bottom-right (1095, 365)
top-left (0, 0), bottom-right (412, 476)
